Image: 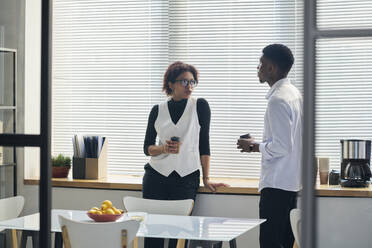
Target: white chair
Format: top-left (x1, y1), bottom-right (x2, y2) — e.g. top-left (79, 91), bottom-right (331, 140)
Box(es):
top-left (123, 196), bottom-right (194, 216)
top-left (123, 196), bottom-right (194, 248)
top-left (290, 208), bottom-right (301, 248)
top-left (0, 195), bottom-right (25, 248)
top-left (58, 215), bottom-right (140, 248)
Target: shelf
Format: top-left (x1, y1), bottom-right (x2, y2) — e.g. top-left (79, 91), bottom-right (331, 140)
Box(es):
top-left (0, 163), bottom-right (16, 167)
top-left (0, 48), bottom-right (17, 53)
top-left (0, 48), bottom-right (17, 196)
top-left (23, 175), bottom-right (372, 198)
top-left (0, 106), bottom-right (16, 110)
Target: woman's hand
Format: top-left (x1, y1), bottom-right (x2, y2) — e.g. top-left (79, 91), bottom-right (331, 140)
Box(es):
top-left (163, 140), bottom-right (181, 154)
top-left (203, 178), bottom-right (230, 193)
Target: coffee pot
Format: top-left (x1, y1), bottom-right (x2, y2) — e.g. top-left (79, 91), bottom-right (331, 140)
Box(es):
top-left (340, 139), bottom-right (371, 187)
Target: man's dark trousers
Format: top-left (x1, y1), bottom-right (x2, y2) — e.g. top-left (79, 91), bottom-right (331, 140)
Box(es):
top-left (259, 187), bottom-right (297, 248)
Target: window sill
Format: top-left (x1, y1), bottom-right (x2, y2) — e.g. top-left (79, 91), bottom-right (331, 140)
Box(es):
top-left (24, 175), bottom-right (260, 195)
top-left (23, 175), bottom-right (372, 197)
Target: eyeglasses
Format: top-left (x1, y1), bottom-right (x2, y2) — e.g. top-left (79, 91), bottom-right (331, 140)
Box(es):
top-left (175, 79), bottom-right (198, 87)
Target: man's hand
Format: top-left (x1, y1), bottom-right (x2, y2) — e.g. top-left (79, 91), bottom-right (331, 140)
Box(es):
top-left (203, 178), bottom-right (230, 193)
top-left (237, 138), bottom-right (258, 153)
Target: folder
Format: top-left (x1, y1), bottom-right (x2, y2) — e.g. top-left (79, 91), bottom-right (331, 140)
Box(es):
top-left (73, 137), bottom-right (107, 180)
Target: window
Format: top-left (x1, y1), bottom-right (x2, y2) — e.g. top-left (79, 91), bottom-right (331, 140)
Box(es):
top-left (52, 0), bottom-right (304, 178)
top-left (316, 38), bottom-right (372, 170)
top-left (315, 0), bottom-right (372, 170)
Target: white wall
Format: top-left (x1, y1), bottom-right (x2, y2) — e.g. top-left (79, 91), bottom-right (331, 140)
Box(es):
top-left (23, 185), bottom-right (372, 248)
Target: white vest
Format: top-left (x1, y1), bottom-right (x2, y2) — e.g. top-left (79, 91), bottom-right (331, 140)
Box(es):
top-left (149, 97), bottom-right (201, 177)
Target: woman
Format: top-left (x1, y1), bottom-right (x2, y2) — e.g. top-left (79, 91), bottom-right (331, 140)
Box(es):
top-left (143, 61), bottom-right (228, 248)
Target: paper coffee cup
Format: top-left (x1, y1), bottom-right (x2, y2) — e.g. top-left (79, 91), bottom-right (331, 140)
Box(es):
top-left (317, 157), bottom-right (330, 185)
top-left (318, 157), bottom-right (330, 172)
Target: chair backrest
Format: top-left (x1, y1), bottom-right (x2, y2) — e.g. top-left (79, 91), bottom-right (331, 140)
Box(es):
top-left (123, 196), bottom-right (194, 216)
top-left (290, 208), bottom-right (301, 248)
top-left (58, 215), bottom-right (140, 248)
top-left (0, 196), bottom-right (25, 231)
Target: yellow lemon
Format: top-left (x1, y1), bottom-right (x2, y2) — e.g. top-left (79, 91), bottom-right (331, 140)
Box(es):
top-left (105, 208), bottom-right (115, 215)
top-left (114, 209), bottom-right (122, 215)
top-left (91, 207), bottom-right (100, 211)
top-left (88, 209), bottom-right (97, 214)
top-left (96, 210), bottom-right (103, 215)
top-left (102, 200), bottom-right (113, 208)
top-left (101, 203), bottom-right (109, 210)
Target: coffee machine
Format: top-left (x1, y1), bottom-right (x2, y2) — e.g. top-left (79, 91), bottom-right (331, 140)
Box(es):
top-left (340, 139), bottom-right (371, 187)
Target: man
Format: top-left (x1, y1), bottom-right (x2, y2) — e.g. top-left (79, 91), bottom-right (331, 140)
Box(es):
top-left (237, 44), bottom-right (303, 248)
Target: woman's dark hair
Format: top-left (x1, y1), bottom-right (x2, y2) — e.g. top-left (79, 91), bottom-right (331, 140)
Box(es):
top-left (162, 61), bottom-right (199, 96)
top-left (262, 44), bottom-right (294, 76)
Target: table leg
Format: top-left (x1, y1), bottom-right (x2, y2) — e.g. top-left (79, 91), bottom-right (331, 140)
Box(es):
top-left (55, 232), bottom-right (63, 248)
top-left (229, 239), bottom-right (237, 248)
top-left (20, 231), bottom-right (28, 248)
top-left (31, 231), bottom-right (39, 248)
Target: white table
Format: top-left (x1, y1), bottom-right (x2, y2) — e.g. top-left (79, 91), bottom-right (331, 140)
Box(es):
top-left (0, 209), bottom-right (265, 247)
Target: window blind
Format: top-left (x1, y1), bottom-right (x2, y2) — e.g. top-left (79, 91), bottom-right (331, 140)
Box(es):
top-left (315, 1), bottom-right (372, 171)
top-left (52, 0), bottom-right (303, 178)
top-left (317, 0), bottom-right (372, 30)
top-left (52, 0), bottom-right (169, 175)
top-left (316, 37), bottom-right (372, 170)
top-left (166, 0), bottom-right (303, 177)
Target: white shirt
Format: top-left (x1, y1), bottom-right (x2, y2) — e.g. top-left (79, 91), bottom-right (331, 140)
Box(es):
top-left (258, 78), bottom-right (303, 192)
top-left (149, 97), bottom-right (201, 177)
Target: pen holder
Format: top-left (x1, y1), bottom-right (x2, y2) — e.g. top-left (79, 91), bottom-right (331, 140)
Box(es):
top-left (73, 139), bottom-right (107, 179)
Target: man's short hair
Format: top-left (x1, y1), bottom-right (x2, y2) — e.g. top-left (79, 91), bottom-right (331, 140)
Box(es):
top-left (262, 44), bottom-right (294, 76)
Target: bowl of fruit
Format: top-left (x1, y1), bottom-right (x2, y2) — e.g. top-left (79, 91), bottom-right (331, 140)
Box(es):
top-left (87, 200), bottom-right (125, 222)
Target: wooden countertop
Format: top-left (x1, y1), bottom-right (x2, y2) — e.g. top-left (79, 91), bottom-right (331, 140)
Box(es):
top-left (24, 175), bottom-right (372, 197)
